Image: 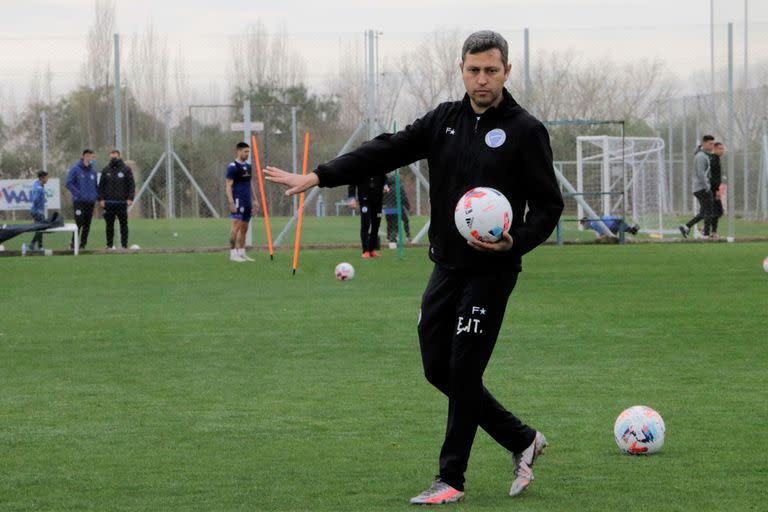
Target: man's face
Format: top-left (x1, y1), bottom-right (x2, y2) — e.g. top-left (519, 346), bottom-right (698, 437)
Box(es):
top-left (83, 153), bottom-right (95, 166)
top-left (110, 152), bottom-right (120, 161)
top-left (40, 175), bottom-right (49, 185)
top-left (237, 148), bottom-right (250, 162)
top-left (703, 140), bottom-right (715, 152)
top-left (714, 145), bottom-right (726, 156)
top-left (460, 49), bottom-right (511, 112)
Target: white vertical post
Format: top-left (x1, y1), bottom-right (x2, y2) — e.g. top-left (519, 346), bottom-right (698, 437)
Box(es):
top-left (602, 136), bottom-right (610, 216)
top-left (243, 99), bottom-right (253, 247)
top-left (667, 99), bottom-right (674, 212)
top-left (576, 138), bottom-right (584, 221)
top-left (727, 23), bottom-right (736, 240)
top-left (710, 0), bottom-right (715, 98)
top-left (366, 29), bottom-right (377, 140)
top-left (113, 33), bottom-right (122, 152)
top-left (523, 28), bottom-right (531, 109)
top-left (165, 110), bottom-right (174, 219)
top-left (41, 111), bottom-right (48, 174)
top-left (682, 97), bottom-right (688, 213)
top-left (291, 106), bottom-right (298, 215)
top-left (742, 0), bottom-right (749, 217)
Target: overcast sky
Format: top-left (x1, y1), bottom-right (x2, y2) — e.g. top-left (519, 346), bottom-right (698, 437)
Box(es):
top-left (1, 0), bottom-right (766, 35)
top-left (1, 0), bottom-right (767, 105)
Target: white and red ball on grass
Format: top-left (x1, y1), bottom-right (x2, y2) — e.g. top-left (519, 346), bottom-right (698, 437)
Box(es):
top-left (763, 256), bottom-right (768, 273)
top-left (454, 187), bottom-right (513, 243)
top-left (614, 405), bottom-right (666, 455)
top-left (335, 262), bottom-right (355, 281)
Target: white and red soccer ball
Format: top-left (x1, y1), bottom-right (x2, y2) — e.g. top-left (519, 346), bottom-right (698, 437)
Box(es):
top-left (763, 256), bottom-right (768, 273)
top-left (614, 405), bottom-right (666, 455)
top-left (454, 187), bottom-right (513, 243)
top-left (334, 262), bottom-right (355, 281)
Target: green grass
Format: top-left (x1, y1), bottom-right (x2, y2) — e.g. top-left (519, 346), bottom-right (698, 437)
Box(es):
top-left (1, 214), bottom-right (765, 252)
top-left (1, 243), bottom-right (767, 511)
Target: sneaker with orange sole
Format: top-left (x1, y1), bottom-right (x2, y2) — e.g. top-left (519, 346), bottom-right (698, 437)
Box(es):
top-left (410, 479), bottom-right (465, 505)
top-left (509, 431), bottom-right (548, 497)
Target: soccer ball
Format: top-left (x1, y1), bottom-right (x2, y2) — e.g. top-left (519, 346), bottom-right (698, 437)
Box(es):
top-left (763, 256), bottom-right (768, 272)
top-left (129, 244), bottom-right (140, 250)
top-left (454, 187), bottom-right (513, 243)
top-left (335, 262), bottom-right (355, 281)
top-left (614, 405), bottom-right (666, 455)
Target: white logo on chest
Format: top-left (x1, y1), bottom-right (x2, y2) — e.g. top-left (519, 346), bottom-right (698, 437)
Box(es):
top-left (485, 128), bottom-right (506, 148)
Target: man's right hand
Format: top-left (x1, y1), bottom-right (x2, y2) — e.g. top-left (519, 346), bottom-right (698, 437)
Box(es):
top-left (264, 166), bottom-right (319, 196)
top-left (348, 198), bottom-right (357, 209)
top-left (229, 202), bottom-right (237, 213)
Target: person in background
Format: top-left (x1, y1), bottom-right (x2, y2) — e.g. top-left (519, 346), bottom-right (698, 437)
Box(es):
top-left (579, 215), bottom-right (639, 240)
top-left (66, 149), bottom-right (98, 250)
top-left (28, 170), bottom-right (49, 251)
top-left (709, 142), bottom-right (726, 239)
top-left (98, 150), bottom-right (136, 249)
top-left (348, 176), bottom-right (388, 258)
top-left (680, 135), bottom-right (715, 239)
top-left (383, 173), bottom-right (412, 247)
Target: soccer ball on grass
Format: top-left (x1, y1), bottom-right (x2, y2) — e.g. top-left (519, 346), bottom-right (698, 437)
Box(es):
top-left (335, 262), bottom-right (355, 281)
top-left (614, 405), bottom-right (666, 455)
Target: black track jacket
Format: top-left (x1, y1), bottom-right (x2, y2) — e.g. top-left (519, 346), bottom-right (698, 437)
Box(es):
top-left (314, 88), bottom-right (564, 272)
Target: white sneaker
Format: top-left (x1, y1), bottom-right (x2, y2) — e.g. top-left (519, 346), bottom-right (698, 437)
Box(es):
top-left (241, 252), bottom-right (255, 262)
top-left (409, 479), bottom-right (465, 505)
top-left (509, 431), bottom-right (548, 497)
top-left (230, 253), bottom-right (246, 263)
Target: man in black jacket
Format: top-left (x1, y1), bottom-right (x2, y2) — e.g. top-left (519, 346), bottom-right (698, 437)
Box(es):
top-left (265, 30), bottom-right (563, 505)
top-left (348, 176), bottom-right (387, 257)
top-left (98, 150), bottom-right (136, 249)
top-left (709, 142), bottom-right (726, 238)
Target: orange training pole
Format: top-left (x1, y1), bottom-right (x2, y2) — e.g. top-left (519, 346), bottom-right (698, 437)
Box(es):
top-left (251, 135), bottom-right (274, 260)
top-left (292, 132), bottom-right (310, 275)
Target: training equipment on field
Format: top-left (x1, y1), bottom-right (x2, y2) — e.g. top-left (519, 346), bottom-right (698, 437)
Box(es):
top-left (334, 262), bottom-right (355, 281)
top-left (129, 244), bottom-right (140, 250)
top-left (763, 256), bottom-right (768, 273)
top-left (454, 187), bottom-right (512, 242)
top-left (614, 405), bottom-right (666, 455)
top-left (251, 134), bottom-right (274, 261)
top-left (576, 136), bottom-right (674, 237)
top-left (292, 132), bottom-right (310, 276)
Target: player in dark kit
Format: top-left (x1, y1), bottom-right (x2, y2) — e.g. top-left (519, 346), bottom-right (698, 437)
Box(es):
top-left (98, 150), bottom-right (136, 249)
top-left (265, 30), bottom-right (563, 505)
top-left (348, 175), bottom-right (387, 257)
top-left (226, 142), bottom-right (259, 262)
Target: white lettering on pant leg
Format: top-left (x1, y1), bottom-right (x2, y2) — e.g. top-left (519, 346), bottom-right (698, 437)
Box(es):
top-left (456, 316), bottom-right (483, 335)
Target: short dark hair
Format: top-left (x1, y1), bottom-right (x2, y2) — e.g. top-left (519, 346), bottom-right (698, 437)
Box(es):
top-left (37, 170), bottom-right (48, 178)
top-left (462, 30), bottom-right (509, 66)
top-left (82, 149), bottom-right (94, 156)
top-left (236, 142), bottom-right (250, 150)
top-left (110, 149), bottom-right (121, 156)
top-left (702, 135), bottom-right (715, 143)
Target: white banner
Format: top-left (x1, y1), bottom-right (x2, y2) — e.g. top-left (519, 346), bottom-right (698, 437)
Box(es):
top-left (0, 179), bottom-right (61, 211)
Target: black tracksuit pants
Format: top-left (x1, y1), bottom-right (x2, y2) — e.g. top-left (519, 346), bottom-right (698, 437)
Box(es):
top-left (418, 264), bottom-right (536, 491)
top-left (711, 186), bottom-right (724, 233)
top-left (72, 201), bottom-right (95, 248)
top-left (686, 189), bottom-right (714, 236)
top-left (359, 197), bottom-right (382, 253)
top-left (104, 202), bottom-right (129, 248)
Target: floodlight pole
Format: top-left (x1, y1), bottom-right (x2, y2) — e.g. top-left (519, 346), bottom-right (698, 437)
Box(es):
top-left (40, 111), bottom-right (47, 174)
top-left (114, 33), bottom-right (122, 152)
top-left (727, 22), bottom-right (736, 240)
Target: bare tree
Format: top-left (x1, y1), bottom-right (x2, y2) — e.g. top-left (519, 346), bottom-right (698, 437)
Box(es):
top-left (84, 0), bottom-right (115, 90)
top-left (399, 28), bottom-right (465, 114)
top-left (128, 23), bottom-right (169, 134)
top-left (230, 21), bottom-right (305, 92)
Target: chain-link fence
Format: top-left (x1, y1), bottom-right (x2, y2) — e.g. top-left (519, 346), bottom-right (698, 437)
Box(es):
top-left (2, 22), bottom-right (767, 251)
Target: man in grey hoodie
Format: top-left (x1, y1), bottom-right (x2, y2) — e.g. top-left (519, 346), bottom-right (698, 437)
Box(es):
top-left (680, 135), bottom-right (715, 239)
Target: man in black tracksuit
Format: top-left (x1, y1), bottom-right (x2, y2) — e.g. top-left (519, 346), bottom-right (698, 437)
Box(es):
top-left (709, 142), bottom-right (726, 237)
top-left (264, 31), bottom-right (563, 505)
top-left (98, 150), bottom-right (136, 249)
top-left (348, 175), bottom-right (387, 256)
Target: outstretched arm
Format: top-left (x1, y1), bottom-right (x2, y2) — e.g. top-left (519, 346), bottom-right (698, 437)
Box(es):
top-left (263, 167), bottom-right (319, 196)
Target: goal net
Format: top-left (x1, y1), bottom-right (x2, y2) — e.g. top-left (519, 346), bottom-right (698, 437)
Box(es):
top-left (576, 136), bottom-right (675, 237)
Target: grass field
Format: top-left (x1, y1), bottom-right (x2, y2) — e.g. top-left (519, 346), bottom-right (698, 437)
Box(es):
top-left (1, 242), bottom-right (767, 511)
top-left (1, 215), bottom-right (766, 252)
